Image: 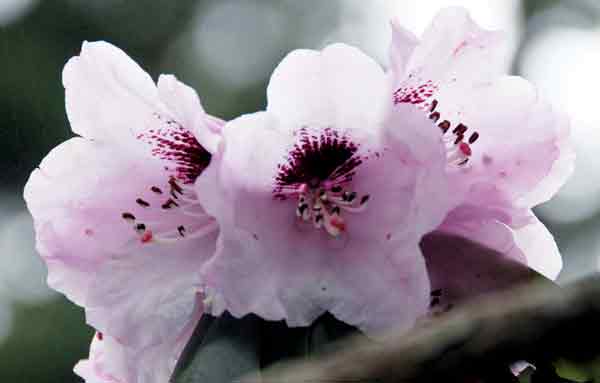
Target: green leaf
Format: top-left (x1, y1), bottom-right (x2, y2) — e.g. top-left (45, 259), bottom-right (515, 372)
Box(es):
top-left (171, 312), bottom-right (369, 383)
top-left (171, 313), bottom-right (261, 383)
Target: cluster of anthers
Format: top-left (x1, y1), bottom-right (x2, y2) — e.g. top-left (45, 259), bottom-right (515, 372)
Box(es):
top-left (393, 81), bottom-right (480, 166)
top-left (294, 181), bottom-right (370, 237)
top-left (427, 99), bottom-right (479, 166)
top-left (274, 128), bottom-right (370, 238)
top-left (120, 177), bottom-right (216, 244)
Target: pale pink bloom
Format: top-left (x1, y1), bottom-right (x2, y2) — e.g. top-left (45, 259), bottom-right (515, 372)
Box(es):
top-left (390, 7), bottom-right (574, 293)
top-left (195, 43), bottom-right (456, 335)
top-left (74, 334), bottom-right (128, 383)
top-left (24, 41), bottom-right (221, 360)
top-left (75, 317), bottom-right (200, 383)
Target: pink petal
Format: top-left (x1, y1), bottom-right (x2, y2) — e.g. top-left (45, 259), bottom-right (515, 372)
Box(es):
top-left (157, 74), bottom-right (224, 154)
top-left (436, 77), bottom-right (572, 203)
top-left (517, 110), bottom-right (575, 207)
top-left (512, 213), bottom-right (562, 280)
top-left (84, 237), bottom-right (215, 350)
top-left (63, 41), bottom-right (165, 142)
top-left (75, 305), bottom-right (201, 383)
top-left (388, 19), bottom-right (418, 77)
top-left (267, 43), bottom-right (388, 132)
top-left (74, 334), bottom-right (130, 383)
top-left (393, 7), bottom-right (506, 95)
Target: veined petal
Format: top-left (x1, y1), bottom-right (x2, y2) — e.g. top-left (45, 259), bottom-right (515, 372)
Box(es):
top-left (392, 7), bottom-right (506, 100)
top-left (267, 43), bottom-right (388, 133)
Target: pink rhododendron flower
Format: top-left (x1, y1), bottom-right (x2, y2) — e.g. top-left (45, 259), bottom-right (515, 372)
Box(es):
top-left (75, 308), bottom-right (201, 383)
top-left (24, 7), bottom-right (574, 382)
top-left (195, 43), bottom-right (457, 335)
top-left (24, 41), bottom-right (221, 377)
top-left (390, 8), bottom-right (574, 303)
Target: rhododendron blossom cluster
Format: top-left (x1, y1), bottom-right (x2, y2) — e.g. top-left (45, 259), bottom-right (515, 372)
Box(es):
top-left (24, 7), bottom-right (573, 383)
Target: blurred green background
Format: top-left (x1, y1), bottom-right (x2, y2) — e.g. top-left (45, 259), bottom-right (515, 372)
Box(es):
top-left (0, 0), bottom-right (598, 381)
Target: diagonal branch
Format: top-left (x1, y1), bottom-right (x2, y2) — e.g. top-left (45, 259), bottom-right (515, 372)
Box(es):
top-left (251, 275), bottom-right (600, 382)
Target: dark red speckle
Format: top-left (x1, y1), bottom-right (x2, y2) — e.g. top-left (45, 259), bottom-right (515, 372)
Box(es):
top-left (274, 127), bottom-right (362, 196)
top-left (138, 116), bottom-right (211, 184)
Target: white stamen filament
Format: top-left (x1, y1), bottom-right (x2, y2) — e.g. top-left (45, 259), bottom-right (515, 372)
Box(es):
top-left (293, 182), bottom-right (368, 237)
top-left (152, 220), bottom-right (218, 244)
top-left (124, 179), bottom-right (217, 245)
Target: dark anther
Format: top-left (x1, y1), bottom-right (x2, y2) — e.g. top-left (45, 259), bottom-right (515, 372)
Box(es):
top-left (438, 120), bottom-right (451, 133)
top-left (151, 186), bottom-right (163, 194)
top-left (136, 198), bottom-right (150, 207)
top-left (298, 204), bottom-right (308, 214)
top-left (360, 195), bottom-right (370, 205)
top-left (453, 123), bottom-right (468, 135)
top-left (469, 132), bottom-right (479, 144)
top-left (430, 99), bottom-right (438, 112)
top-left (169, 177), bottom-right (183, 194)
top-left (122, 212), bottom-right (136, 221)
top-left (162, 199), bottom-right (179, 209)
top-left (177, 225), bottom-right (186, 237)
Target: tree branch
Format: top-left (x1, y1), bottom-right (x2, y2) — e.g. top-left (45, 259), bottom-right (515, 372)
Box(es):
top-left (250, 275), bottom-right (600, 382)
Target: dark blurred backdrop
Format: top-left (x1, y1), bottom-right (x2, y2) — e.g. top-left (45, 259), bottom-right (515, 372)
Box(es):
top-left (0, 1), bottom-right (598, 381)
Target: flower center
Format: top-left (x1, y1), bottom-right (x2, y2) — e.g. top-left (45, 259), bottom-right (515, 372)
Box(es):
top-left (273, 127), bottom-right (370, 237)
top-left (120, 114), bottom-right (216, 245)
